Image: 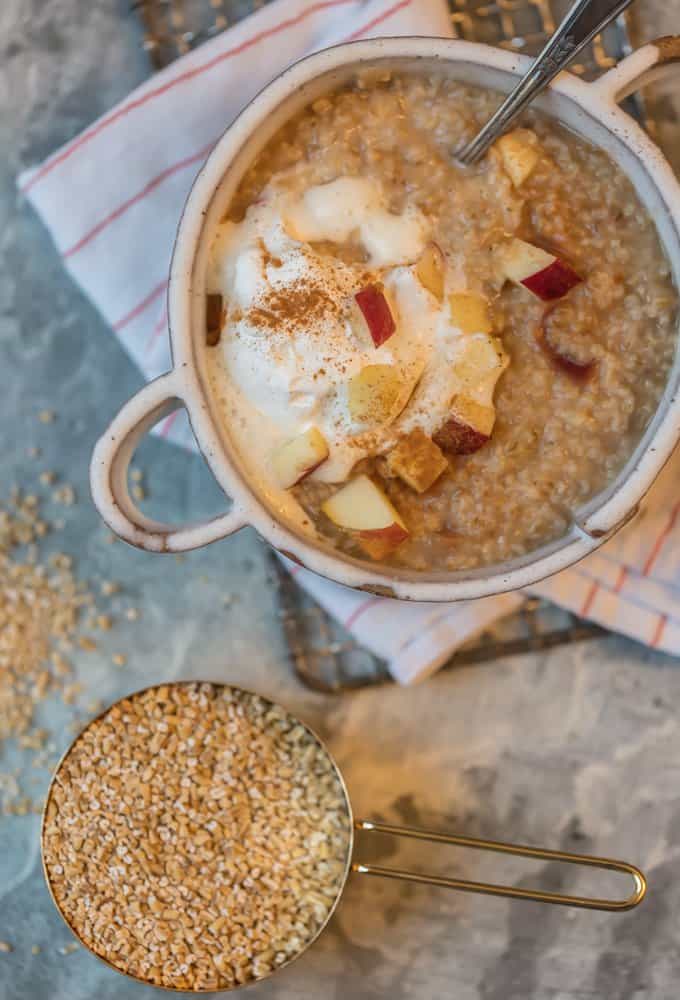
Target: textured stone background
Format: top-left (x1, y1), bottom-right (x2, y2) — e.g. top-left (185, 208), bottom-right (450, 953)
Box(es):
top-left (1, 1), bottom-right (680, 998)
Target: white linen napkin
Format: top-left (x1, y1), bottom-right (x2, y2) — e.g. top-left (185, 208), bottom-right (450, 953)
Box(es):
top-left (19, 0), bottom-right (680, 683)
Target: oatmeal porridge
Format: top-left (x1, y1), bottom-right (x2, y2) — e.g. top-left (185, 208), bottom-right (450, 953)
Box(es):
top-left (205, 73), bottom-right (678, 572)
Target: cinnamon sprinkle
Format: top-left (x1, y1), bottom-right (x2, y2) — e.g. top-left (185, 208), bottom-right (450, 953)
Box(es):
top-left (246, 280), bottom-right (339, 333)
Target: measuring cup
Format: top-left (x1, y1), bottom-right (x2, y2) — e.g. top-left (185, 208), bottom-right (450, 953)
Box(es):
top-left (42, 683), bottom-right (647, 993)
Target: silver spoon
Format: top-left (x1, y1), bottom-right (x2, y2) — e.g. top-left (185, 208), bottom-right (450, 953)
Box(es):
top-left (457, 0), bottom-right (637, 166)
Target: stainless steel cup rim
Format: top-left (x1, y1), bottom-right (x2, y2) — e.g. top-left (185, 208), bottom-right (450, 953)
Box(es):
top-left (42, 681), bottom-right (647, 994)
top-left (41, 681), bottom-right (356, 994)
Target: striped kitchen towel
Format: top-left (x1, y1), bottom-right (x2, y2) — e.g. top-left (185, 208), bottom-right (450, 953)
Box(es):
top-left (19, 0), bottom-right (680, 682)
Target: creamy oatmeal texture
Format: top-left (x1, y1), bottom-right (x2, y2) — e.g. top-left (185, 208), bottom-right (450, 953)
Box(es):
top-left (207, 73), bottom-right (677, 572)
top-left (43, 684), bottom-right (350, 991)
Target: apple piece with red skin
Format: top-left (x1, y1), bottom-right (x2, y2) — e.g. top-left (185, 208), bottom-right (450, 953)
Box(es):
top-left (272, 427), bottom-right (329, 489)
top-left (433, 416), bottom-right (490, 455)
top-left (536, 305), bottom-right (597, 384)
top-left (354, 284), bottom-right (396, 347)
top-left (415, 243), bottom-right (446, 301)
top-left (434, 338), bottom-right (508, 455)
top-left (358, 523), bottom-right (410, 561)
top-left (500, 238), bottom-right (582, 301)
top-left (321, 474), bottom-right (409, 559)
top-left (434, 397), bottom-right (495, 455)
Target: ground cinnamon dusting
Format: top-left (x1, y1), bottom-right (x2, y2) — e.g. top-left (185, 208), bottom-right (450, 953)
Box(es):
top-left (246, 280), bottom-right (339, 333)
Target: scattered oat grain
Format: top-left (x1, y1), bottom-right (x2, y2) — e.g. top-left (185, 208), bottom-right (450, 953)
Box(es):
top-left (49, 553), bottom-right (72, 571)
top-left (62, 683), bottom-right (83, 706)
top-left (111, 653), bottom-right (127, 667)
top-left (0, 942), bottom-right (12, 954)
top-left (38, 410), bottom-right (55, 424)
top-left (52, 485), bottom-right (75, 506)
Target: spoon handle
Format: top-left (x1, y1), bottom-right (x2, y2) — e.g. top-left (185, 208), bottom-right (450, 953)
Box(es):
top-left (457, 0), bottom-right (636, 166)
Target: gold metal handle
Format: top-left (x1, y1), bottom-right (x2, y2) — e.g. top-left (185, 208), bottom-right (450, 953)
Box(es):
top-left (352, 820), bottom-right (646, 912)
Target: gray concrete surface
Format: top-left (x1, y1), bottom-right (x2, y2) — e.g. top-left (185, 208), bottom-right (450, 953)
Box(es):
top-left (1, 1), bottom-right (680, 998)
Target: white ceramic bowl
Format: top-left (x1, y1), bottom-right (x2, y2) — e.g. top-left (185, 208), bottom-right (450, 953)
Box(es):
top-left (91, 36), bottom-right (680, 602)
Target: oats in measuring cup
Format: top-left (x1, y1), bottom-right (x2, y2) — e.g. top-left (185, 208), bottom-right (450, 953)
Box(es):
top-left (42, 683), bottom-right (351, 991)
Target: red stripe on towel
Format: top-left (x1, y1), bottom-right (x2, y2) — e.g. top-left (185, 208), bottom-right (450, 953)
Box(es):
top-left (580, 581), bottom-right (599, 618)
top-left (159, 410), bottom-right (179, 438)
top-left (343, 0), bottom-right (413, 41)
top-left (344, 596), bottom-right (384, 630)
top-left (21, 0), bottom-right (355, 193)
top-left (145, 305), bottom-right (169, 355)
top-left (112, 279), bottom-right (168, 332)
top-left (62, 143), bottom-right (213, 258)
top-left (613, 565), bottom-right (628, 593)
top-left (651, 614), bottom-right (667, 649)
top-left (643, 499), bottom-right (680, 576)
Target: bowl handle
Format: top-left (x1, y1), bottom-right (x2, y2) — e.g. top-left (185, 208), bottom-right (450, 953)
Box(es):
top-left (90, 371), bottom-right (247, 552)
top-left (593, 35), bottom-right (680, 105)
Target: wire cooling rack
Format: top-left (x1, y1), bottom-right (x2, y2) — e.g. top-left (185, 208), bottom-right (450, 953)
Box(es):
top-left (131, 0), bottom-right (637, 74)
top-left (130, 0), bottom-right (637, 690)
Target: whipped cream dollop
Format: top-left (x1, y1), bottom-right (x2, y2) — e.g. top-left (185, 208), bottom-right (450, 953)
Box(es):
top-left (206, 175), bottom-right (501, 520)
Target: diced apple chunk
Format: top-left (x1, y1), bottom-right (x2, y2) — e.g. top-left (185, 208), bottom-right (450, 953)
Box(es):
top-left (357, 524), bottom-right (410, 561)
top-left (495, 129), bottom-right (540, 187)
top-left (499, 238), bottom-right (582, 301)
top-left (415, 243), bottom-right (446, 301)
top-left (322, 474), bottom-right (406, 531)
top-left (386, 429), bottom-right (448, 493)
top-left (272, 427), bottom-right (329, 489)
top-left (354, 284), bottom-right (396, 347)
top-left (433, 419), bottom-right (488, 455)
top-left (536, 305), bottom-right (597, 383)
top-left (453, 336), bottom-right (508, 388)
top-left (321, 475), bottom-right (409, 559)
top-left (206, 293), bottom-right (224, 347)
top-left (434, 337), bottom-right (509, 455)
top-left (500, 238), bottom-right (553, 283)
top-left (449, 291), bottom-right (493, 334)
top-left (347, 365), bottom-right (404, 425)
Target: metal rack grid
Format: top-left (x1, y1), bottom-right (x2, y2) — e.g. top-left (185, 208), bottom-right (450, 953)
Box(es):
top-left (131, 0), bottom-right (637, 691)
top-left (131, 0), bottom-right (637, 74)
